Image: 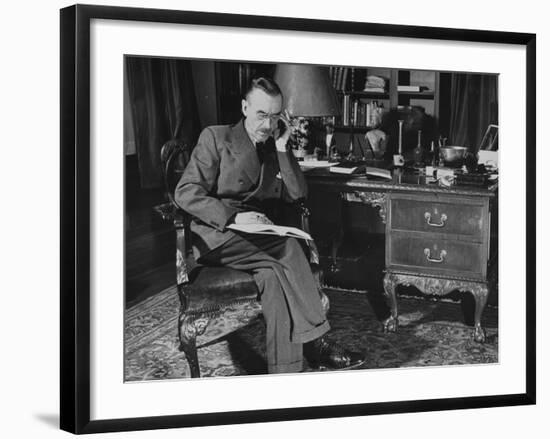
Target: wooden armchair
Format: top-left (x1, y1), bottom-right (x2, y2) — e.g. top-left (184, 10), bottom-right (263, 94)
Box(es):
top-left (158, 140), bottom-right (328, 378)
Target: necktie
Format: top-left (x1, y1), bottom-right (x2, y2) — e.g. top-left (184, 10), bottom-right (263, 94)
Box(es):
top-left (256, 142), bottom-right (266, 165)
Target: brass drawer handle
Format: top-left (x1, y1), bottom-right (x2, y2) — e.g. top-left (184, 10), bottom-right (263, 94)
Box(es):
top-left (424, 248), bottom-right (447, 263)
top-left (424, 212), bottom-right (448, 227)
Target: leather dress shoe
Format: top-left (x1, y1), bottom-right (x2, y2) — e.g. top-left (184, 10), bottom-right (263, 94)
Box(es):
top-left (305, 337), bottom-right (365, 370)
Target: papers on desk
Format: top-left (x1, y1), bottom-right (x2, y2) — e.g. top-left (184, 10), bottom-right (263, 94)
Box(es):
top-left (299, 160), bottom-right (333, 169)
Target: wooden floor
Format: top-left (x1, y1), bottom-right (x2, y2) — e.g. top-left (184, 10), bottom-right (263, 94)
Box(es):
top-left (125, 156), bottom-right (176, 308)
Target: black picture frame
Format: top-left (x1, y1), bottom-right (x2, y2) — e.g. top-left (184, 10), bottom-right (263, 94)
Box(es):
top-left (60, 4), bottom-right (536, 434)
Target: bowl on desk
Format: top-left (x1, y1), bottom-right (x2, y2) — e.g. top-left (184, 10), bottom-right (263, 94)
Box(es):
top-left (439, 146), bottom-right (468, 167)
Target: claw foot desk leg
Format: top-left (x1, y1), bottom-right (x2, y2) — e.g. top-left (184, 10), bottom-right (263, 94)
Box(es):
top-left (470, 283), bottom-right (489, 343)
top-left (382, 273), bottom-right (399, 332)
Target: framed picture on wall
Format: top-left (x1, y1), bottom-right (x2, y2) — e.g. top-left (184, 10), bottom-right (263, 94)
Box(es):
top-left (60, 4), bottom-right (536, 434)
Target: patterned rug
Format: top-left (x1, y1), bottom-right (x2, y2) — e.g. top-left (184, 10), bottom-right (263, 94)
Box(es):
top-left (124, 286), bottom-right (498, 381)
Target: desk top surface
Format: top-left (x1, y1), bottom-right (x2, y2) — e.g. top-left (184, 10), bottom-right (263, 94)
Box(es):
top-left (303, 167), bottom-right (498, 198)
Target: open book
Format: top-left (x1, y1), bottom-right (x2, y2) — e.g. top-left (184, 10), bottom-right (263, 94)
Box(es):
top-left (329, 162), bottom-right (366, 175)
top-left (366, 166), bottom-right (392, 179)
top-left (227, 223), bottom-right (312, 240)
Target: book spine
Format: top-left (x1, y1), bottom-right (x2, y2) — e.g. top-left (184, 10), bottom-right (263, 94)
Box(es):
top-left (341, 67), bottom-right (348, 91)
top-left (343, 94), bottom-right (350, 126)
top-left (366, 103), bottom-right (371, 128)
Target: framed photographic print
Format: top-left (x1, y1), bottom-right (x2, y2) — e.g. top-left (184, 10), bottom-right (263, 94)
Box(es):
top-left (60, 4), bottom-right (536, 434)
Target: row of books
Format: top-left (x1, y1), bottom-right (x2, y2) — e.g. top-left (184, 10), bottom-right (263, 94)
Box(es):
top-left (361, 84), bottom-right (428, 94)
top-left (339, 94), bottom-right (385, 127)
top-left (329, 67), bottom-right (429, 93)
top-left (329, 66), bottom-right (353, 91)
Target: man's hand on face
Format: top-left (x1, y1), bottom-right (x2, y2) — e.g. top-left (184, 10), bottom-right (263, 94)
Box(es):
top-left (274, 110), bottom-right (292, 152)
top-left (234, 211), bottom-right (274, 225)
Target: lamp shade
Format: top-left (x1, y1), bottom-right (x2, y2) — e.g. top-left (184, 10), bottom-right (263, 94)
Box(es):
top-left (273, 64), bottom-right (341, 117)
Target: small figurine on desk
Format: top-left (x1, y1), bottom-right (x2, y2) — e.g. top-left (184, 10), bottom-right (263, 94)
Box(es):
top-left (329, 145), bottom-right (342, 162)
top-left (365, 129), bottom-right (387, 160)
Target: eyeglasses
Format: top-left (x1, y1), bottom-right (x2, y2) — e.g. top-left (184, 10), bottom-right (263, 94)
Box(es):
top-left (256, 113), bottom-right (281, 122)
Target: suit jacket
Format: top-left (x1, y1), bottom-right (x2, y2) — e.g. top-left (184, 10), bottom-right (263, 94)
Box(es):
top-left (175, 119), bottom-right (308, 258)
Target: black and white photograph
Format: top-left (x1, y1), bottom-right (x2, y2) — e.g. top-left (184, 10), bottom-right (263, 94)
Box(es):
top-left (52, 2), bottom-right (539, 435)
top-left (123, 58), bottom-right (500, 381)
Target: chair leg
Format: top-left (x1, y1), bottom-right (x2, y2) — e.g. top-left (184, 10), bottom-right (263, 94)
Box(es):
top-left (178, 314), bottom-right (201, 378)
top-left (311, 264), bottom-right (330, 316)
top-left (319, 289), bottom-right (330, 316)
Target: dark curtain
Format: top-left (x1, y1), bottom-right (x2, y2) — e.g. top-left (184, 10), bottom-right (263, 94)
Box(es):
top-left (125, 57), bottom-right (200, 188)
top-left (449, 73), bottom-right (498, 151)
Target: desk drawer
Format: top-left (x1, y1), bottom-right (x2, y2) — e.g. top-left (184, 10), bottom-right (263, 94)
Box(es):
top-left (388, 232), bottom-right (486, 278)
top-left (390, 198), bottom-right (485, 237)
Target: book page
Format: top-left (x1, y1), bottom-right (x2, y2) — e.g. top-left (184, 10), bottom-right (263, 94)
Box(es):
top-left (227, 223), bottom-right (312, 240)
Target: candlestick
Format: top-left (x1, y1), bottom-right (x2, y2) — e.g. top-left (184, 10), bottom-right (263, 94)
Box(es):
top-left (398, 120), bottom-right (404, 154)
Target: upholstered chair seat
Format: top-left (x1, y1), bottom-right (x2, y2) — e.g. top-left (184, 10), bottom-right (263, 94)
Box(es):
top-left (185, 266), bottom-right (260, 314)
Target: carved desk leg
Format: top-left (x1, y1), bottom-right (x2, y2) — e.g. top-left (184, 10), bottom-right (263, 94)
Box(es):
top-left (448, 281), bottom-right (489, 343)
top-left (469, 283), bottom-right (489, 343)
top-left (382, 272), bottom-right (399, 332)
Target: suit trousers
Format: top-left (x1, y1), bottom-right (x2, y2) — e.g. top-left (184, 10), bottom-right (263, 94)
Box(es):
top-left (199, 233), bottom-right (330, 374)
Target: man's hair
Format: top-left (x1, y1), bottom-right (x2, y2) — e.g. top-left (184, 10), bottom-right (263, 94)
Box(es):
top-left (244, 77), bottom-right (282, 100)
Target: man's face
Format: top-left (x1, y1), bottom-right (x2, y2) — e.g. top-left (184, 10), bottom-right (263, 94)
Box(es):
top-left (242, 88), bottom-right (283, 143)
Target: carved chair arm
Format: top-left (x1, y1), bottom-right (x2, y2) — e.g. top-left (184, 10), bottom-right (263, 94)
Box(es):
top-left (174, 211), bottom-right (192, 286)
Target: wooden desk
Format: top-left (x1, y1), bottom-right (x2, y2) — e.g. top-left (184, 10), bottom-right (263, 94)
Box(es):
top-left (304, 167), bottom-right (498, 343)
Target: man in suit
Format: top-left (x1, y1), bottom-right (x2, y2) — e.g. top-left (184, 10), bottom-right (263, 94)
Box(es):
top-left (175, 77), bottom-right (364, 374)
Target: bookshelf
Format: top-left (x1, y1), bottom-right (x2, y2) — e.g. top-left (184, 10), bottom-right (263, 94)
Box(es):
top-left (329, 66), bottom-right (449, 157)
top-left (331, 67), bottom-right (442, 129)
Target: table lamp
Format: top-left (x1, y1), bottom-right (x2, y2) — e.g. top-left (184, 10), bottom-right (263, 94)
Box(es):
top-left (274, 64), bottom-right (341, 158)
